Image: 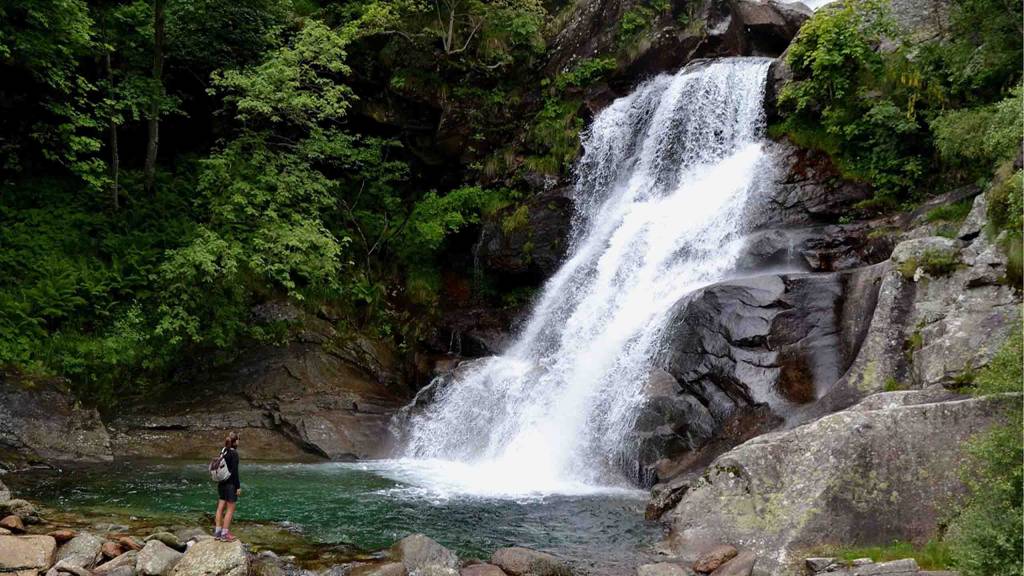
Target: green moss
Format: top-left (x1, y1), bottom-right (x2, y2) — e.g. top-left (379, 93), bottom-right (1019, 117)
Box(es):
top-left (970, 325), bottom-right (1023, 395)
top-left (898, 249), bottom-right (960, 279)
top-left (883, 377), bottom-right (905, 392)
top-left (501, 205), bottom-right (530, 234)
top-left (826, 540), bottom-right (952, 570)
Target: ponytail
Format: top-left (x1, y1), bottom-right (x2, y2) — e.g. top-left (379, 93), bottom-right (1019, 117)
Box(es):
top-left (224, 431), bottom-right (238, 449)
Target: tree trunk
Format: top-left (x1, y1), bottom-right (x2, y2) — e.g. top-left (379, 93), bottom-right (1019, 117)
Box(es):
top-left (144, 0), bottom-right (165, 194)
top-left (106, 52), bottom-right (119, 210)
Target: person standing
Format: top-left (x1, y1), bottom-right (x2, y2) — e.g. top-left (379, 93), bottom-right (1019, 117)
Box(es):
top-left (214, 432), bottom-right (241, 541)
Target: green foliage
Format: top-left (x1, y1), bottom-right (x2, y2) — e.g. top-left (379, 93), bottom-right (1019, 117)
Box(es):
top-left (779, 0), bottom-right (936, 203)
top-left (883, 377), bottom-right (905, 392)
top-left (931, 87), bottom-right (1024, 176)
top-left (897, 249), bottom-right (960, 278)
top-left (946, 325), bottom-right (1023, 576)
top-left (828, 540), bottom-right (952, 570)
top-left (524, 98), bottom-right (583, 174)
top-left (553, 58), bottom-right (617, 91)
top-left (617, 1), bottom-right (668, 46)
top-left (924, 199), bottom-right (973, 223)
top-left (988, 168), bottom-right (1024, 237)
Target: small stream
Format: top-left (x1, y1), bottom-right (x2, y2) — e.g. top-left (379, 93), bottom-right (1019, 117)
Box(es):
top-left (6, 460), bottom-right (661, 572)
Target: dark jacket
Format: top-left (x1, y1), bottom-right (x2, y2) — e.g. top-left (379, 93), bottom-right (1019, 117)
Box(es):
top-left (220, 447), bottom-right (240, 489)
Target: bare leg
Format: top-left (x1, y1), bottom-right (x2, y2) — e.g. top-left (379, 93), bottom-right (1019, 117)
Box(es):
top-left (215, 499), bottom-right (225, 531)
top-left (223, 501), bottom-right (236, 532)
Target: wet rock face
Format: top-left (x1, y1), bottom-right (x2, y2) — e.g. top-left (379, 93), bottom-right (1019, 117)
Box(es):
top-left (108, 303), bottom-right (411, 462)
top-left (0, 378), bottom-right (112, 470)
top-left (546, 0), bottom-right (810, 94)
top-left (665, 392), bottom-right (1019, 575)
top-left (476, 187), bottom-right (574, 285)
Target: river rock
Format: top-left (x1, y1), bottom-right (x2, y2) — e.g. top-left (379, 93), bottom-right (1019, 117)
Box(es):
top-left (45, 560), bottom-right (93, 576)
top-left (169, 539), bottom-right (247, 576)
top-left (1, 499), bottom-right (38, 522)
top-left (350, 563), bottom-right (408, 576)
top-left (48, 530), bottom-right (76, 545)
top-left (0, 376), bottom-right (113, 466)
top-left (490, 547), bottom-right (572, 576)
top-left (144, 532), bottom-right (184, 552)
top-left (94, 550), bottom-right (139, 575)
top-left (821, 558), bottom-right (920, 575)
top-left (101, 540), bottom-right (124, 559)
top-left (0, 515), bottom-right (25, 533)
top-left (0, 478), bottom-right (10, 502)
top-left (665, 392), bottom-right (1020, 574)
top-left (116, 536), bottom-right (143, 551)
top-left (57, 532), bottom-right (104, 569)
top-left (461, 565), bottom-right (507, 576)
top-left (138, 540), bottom-right (183, 576)
top-left (805, 557), bottom-right (838, 572)
top-left (0, 535), bottom-right (57, 576)
top-left (692, 545), bottom-right (737, 573)
top-left (636, 563), bottom-right (688, 576)
top-left (707, 551), bottom-right (755, 576)
top-left (391, 534), bottom-right (459, 572)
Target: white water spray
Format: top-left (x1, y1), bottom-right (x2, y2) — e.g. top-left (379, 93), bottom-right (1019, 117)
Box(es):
top-left (398, 58), bottom-right (775, 497)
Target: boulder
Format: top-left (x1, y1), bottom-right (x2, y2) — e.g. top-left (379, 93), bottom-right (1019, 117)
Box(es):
top-left (636, 563), bottom-right (688, 576)
top-left (391, 534), bottom-right (459, 572)
top-left (0, 478), bottom-right (10, 502)
top-left (105, 568), bottom-right (137, 576)
top-left (665, 392), bottom-right (1020, 574)
top-left (0, 535), bottom-right (57, 576)
top-left (0, 515), bottom-right (25, 533)
top-left (461, 565), bottom-right (508, 576)
top-left (45, 560), bottom-right (93, 576)
top-left (692, 545), bottom-right (738, 573)
top-left (708, 551), bottom-right (755, 576)
top-left (94, 550), bottom-right (139, 575)
top-left (144, 532), bottom-right (184, 552)
top-left (137, 540), bottom-right (183, 576)
top-left (56, 532), bottom-right (104, 569)
top-left (169, 539), bottom-right (247, 576)
top-left (0, 377), bottom-right (112, 466)
top-left (818, 558), bottom-right (920, 575)
top-left (490, 547), bottom-right (572, 576)
top-left (736, 224), bottom-right (894, 273)
top-left (804, 557), bottom-right (837, 573)
top-left (2, 499), bottom-right (39, 522)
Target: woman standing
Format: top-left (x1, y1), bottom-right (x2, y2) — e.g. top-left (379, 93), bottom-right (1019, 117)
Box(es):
top-left (214, 432), bottom-right (241, 542)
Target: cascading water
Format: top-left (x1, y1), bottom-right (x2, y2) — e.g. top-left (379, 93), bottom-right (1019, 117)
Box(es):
top-left (397, 58), bottom-right (775, 497)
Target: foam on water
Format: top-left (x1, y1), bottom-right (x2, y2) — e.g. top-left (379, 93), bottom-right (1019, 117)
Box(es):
top-left (397, 58), bottom-right (775, 497)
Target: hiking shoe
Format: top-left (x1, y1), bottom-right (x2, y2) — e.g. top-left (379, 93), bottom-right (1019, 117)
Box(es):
top-left (220, 530), bottom-right (237, 542)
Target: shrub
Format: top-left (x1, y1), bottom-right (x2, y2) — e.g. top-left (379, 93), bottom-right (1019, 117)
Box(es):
top-left (931, 86), bottom-right (1024, 176)
top-left (947, 326), bottom-right (1023, 576)
top-left (898, 249), bottom-right (959, 278)
top-left (925, 199), bottom-right (973, 223)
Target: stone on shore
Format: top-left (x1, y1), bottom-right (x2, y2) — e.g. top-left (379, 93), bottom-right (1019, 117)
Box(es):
top-left (169, 539), bottom-right (247, 576)
top-left (692, 545), bottom-right (737, 573)
top-left (94, 550), bottom-right (139, 575)
top-left (0, 478), bottom-right (10, 502)
top-left (349, 563), bottom-right (409, 576)
top-left (1, 515), bottom-right (25, 533)
top-left (116, 536), bottom-right (143, 551)
top-left (461, 564), bottom-right (508, 576)
top-left (101, 540), bottom-right (124, 559)
top-left (636, 563), bottom-right (688, 576)
top-left (490, 547), bottom-right (572, 576)
top-left (708, 551), bottom-right (755, 576)
top-left (391, 534), bottom-right (459, 572)
top-left (56, 532), bottom-right (104, 569)
top-left (137, 540), bottom-right (183, 576)
top-left (1, 500), bottom-right (38, 523)
top-left (47, 530), bottom-right (76, 545)
top-left (0, 535), bottom-right (57, 576)
top-left (144, 533), bottom-right (184, 552)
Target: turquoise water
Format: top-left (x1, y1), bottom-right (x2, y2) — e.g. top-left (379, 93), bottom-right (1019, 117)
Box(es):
top-left (8, 460), bottom-right (661, 571)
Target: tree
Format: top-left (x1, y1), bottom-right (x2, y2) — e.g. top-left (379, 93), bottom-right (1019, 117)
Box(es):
top-left (143, 0), bottom-right (164, 193)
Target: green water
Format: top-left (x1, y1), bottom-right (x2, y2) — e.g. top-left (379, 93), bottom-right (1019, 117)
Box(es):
top-left (7, 460), bottom-right (661, 572)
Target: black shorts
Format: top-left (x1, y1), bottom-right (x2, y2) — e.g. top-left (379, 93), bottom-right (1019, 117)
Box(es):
top-left (218, 482), bottom-right (238, 503)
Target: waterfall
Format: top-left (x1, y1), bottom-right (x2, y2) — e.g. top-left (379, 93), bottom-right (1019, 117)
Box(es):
top-left (397, 58), bottom-right (775, 496)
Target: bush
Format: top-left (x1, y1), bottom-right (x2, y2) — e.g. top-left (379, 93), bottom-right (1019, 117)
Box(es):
top-left (947, 326), bottom-right (1023, 576)
top-left (931, 86), bottom-right (1024, 176)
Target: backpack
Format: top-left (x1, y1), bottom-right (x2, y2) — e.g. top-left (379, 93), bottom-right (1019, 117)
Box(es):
top-left (209, 448), bottom-right (231, 483)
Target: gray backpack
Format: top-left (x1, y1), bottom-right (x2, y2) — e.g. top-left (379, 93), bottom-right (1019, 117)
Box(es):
top-left (209, 448), bottom-right (231, 482)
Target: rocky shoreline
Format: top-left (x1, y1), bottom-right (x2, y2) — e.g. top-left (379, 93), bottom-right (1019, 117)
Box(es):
top-left (0, 474), bottom-right (958, 576)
